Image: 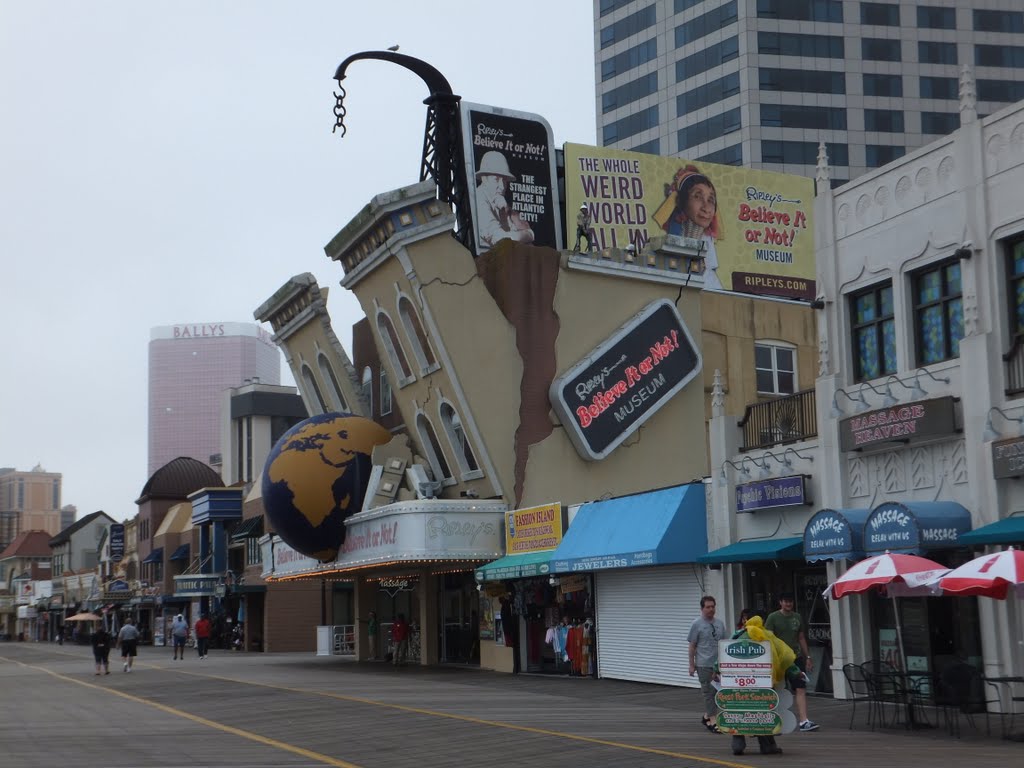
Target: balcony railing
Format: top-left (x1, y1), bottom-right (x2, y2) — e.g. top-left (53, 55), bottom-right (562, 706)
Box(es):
top-left (1003, 335), bottom-right (1024, 396)
top-left (738, 389), bottom-right (818, 452)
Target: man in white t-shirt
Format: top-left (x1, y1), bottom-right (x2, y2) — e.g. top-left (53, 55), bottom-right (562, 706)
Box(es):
top-left (687, 595), bottom-right (727, 733)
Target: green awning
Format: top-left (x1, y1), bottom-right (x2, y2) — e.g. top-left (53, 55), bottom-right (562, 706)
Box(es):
top-left (474, 551), bottom-right (552, 582)
top-left (697, 537), bottom-right (804, 564)
top-left (958, 516), bottom-right (1024, 546)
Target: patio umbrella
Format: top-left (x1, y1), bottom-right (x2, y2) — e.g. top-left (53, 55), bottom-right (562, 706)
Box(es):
top-left (937, 547), bottom-right (1024, 600)
top-left (824, 552), bottom-right (949, 671)
top-left (65, 612), bottom-right (102, 621)
top-left (824, 553), bottom-right (949, 599)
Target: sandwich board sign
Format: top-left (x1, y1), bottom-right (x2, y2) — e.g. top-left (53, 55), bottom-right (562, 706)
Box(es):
top-left (715, 638), bottom-right (795, 736)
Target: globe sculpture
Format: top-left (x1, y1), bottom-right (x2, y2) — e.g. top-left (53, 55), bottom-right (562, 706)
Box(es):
top-left (262, 412), bottom-right (392, 562)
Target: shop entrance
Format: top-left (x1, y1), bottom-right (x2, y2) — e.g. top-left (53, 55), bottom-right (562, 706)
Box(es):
top-left (743, 561), bottom-right (832, 694)
top-left (869, 549), bottom-right (982, 686)
top-left (439, 572), bottom-right (479, 664)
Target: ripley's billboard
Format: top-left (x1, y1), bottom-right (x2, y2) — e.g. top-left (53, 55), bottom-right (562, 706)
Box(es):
top-left (550, 299), bottom-right (702, 461)
top-left (461, 102), bottom-right (562, 255)
top-left (563, 143), bottom-right (815, 301)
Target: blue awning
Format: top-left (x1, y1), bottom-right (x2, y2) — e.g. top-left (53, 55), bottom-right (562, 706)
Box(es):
top-left (475, 551), bottom-right (552, 582)
top-left (169, 544), bottom-right (191, 561)
top-left (697, 537), bottom-right (804, 564)
top-left (549, 483), bottom-right (706, 574)
top-left (803, 508), bottom-right (870, 562)
top-left (958, 516), bottom-right (1024, 546)
top-left (863, 501), bottom-right (972, 554)
top-left (141, 547), bottom-right (164, 564)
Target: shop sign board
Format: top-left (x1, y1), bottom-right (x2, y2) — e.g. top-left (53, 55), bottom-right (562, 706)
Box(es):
top-left (863, 501), bottom-right (970, 554)
top-left (549, 299), bottom-right (702, 461)
top-left (377, 577), bottom-right (416, 597)
top-left (173, 574), bottom-right (219, 597)
top-left (715, 638), bottom-right (789, 736)
top-left (562, 143), bottom-right (815, 300)
top-left (735, 475), bottom-right (808, 513)
top-left (461, 102), bottom-right (562, 254)
top-left (551, 550), bottom-right (656, 573)
top-left (505, 503), bottom-right (566, 554)
top-left (992, 436), bottom-right (1024, 479)
top-left (109, 523), bottom-right (125, 562)
top-left (478, 560), bottom-right (549, 581)
top-left (839, 397), bottom-right (957, 452)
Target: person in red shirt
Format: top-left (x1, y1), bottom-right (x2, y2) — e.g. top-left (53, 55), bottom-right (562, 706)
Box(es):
top-left (391, 613), bottom-right (409, 666)
top-left (194, 614), bottom-right (212, 659)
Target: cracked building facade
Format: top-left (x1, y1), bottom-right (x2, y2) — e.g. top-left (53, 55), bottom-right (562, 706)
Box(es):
top-left (251, 176), bottom-right (815, 681)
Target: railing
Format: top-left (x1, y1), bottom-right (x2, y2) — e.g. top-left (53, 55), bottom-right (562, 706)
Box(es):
top-left (332, 624), bottom-right (355, 656)
top-left (1003, 335), bottom-right (1024, 396)
top-left (738, 389), bottom-right (818, 451)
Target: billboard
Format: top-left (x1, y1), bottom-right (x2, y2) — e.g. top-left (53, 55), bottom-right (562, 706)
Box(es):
top-left (505, 503), bottom-right (566, 554)
top-left (549, 299), bottom-right (702, 461)
top-left (563, 143), bottom-right (815, 301)
top-left (462, 102), bottom-right (562, 254)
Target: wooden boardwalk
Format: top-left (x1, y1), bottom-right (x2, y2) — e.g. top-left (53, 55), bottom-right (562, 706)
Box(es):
top-left (1, 642), bottom-right (1019, 768)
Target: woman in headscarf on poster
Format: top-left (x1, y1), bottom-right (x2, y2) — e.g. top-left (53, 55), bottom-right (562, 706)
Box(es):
top-left (653, 165), bottom-right (723, 290)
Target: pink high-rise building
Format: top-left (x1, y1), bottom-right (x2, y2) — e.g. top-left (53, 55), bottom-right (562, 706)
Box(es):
top-left (148, 322), bottom-right (281, 476)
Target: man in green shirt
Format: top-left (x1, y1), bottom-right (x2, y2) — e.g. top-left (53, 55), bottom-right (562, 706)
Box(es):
top-left (765, 592), bottom-right (818, 732)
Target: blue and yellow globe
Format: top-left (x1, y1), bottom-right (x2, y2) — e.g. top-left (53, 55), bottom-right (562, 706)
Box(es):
top-left (262, 412), bottom-right (392, 562)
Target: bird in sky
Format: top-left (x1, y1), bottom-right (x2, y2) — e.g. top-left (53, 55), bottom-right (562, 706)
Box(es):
top-left (387, 44), bottom-right (400, 52)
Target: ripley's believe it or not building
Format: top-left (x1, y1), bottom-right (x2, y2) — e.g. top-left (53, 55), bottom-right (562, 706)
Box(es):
top-left (246, 66), bottom-right (1024, 703)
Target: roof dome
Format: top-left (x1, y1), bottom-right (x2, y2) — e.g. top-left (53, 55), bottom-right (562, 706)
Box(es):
top-left (137, 457), bottom-right (222, 504)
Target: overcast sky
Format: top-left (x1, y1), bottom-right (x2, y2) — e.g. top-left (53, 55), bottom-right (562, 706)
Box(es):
top-left (0, 1), bottom-right (596, 522)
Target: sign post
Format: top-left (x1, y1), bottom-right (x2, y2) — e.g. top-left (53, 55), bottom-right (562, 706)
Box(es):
top-left (715, 638), bottom-right (793, 737)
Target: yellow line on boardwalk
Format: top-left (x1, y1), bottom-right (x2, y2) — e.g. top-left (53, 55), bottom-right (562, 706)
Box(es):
top-left (1, 657), bottom-right (362, 768)
top-left (3, 655), bottom-right (752, 768)
top-left (160, 665), bottom-right (755, 768)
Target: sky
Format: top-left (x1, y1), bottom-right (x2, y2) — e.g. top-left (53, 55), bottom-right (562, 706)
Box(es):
top-left (0, 1), bottom-right (596, 522)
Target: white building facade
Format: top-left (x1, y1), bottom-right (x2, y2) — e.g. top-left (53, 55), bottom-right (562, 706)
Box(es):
top-left (706, 75), bottom-right (1024, 700)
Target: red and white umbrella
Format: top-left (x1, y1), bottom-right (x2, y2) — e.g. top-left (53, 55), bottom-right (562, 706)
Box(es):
top-left (825, 552), bottom-right (950, 672)
top-left (937, 548), bottom-right (1024, 599)
top-left (824, 552), bottom-right (950, 599)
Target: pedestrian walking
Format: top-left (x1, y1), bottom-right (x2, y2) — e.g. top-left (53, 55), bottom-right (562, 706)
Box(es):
top-left (91, 624), bottom-right (111, 675)
top-left (688, 595), bottom-right (726, 734)
top-left (116, 618), bottom-right (140, 673)
top-left (765, 592), bottom-right (818, 732)
top-left (194, 613), bottom-right (212, 659)
top-left (170, 614), bottom-right (189, 660)
top-left (391, 613), bottom-right (409, 666)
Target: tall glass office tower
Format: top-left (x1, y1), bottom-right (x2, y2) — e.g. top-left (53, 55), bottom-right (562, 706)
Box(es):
top-left (595, 1), bottom-right (1024, 183)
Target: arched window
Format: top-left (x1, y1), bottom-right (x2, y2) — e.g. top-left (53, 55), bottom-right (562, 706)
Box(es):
top-left (398, 296), bottom-right (437, 372)
top-left (416, 413), bottom-right (452, 484)
top-left (377, 312), bottom-right (413, 384)
top-left (300, 364), bottom-right (328, 414)
top-left (361, 367), bottom-right (373, 417)
top-left (318, 353), bottom-right (349, 412)
top-left (440, 402), bottom-right (479, 474)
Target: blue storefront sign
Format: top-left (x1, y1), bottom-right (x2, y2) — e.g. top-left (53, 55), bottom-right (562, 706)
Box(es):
top-left (863, 501), bottom-right (972, 554)
top-left (803, 508), bottom-right (869, 562)
top-left (735, 475), bottom-right (808, 513)
top-left (109, 523), bottom-right (125, 563)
